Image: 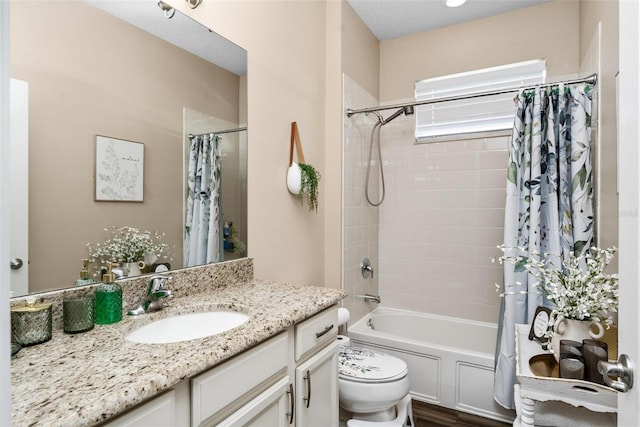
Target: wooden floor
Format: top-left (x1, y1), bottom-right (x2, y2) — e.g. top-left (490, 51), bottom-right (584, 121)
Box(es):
top-left (412, 400), bottom-right (511, 427)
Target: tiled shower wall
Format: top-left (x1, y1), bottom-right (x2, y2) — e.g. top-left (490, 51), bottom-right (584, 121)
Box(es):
top-left (342, 75), bottom-right (381, 322)
top-left (377, 125), bottom-right (507, 323)
top-left (343, 74), bottom-right (507, 324)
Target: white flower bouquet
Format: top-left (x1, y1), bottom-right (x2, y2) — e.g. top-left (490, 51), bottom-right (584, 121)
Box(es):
top-left (87, 226), bottom-right (170, 264)
top-left (494, 246), bottom-right (619, 327)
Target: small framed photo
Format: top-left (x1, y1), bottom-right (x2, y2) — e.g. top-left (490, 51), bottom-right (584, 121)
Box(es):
top-left (528, 306), bottom-right (553, 345)
top-left (94, 135), bottom-right (144, 202)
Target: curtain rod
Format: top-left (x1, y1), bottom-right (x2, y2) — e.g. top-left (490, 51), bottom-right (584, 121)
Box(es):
top-left (346, 74), bottom-right (597, 118)
top-left (189, 126), bottom-right (247, 138)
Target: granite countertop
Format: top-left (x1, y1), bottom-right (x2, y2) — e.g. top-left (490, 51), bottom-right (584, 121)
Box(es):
top-left (11, 279), bottom-right (345, 426)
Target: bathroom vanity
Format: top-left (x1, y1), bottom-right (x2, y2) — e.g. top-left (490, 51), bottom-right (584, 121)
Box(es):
top-left (10, 259), bottom-right (344, 426)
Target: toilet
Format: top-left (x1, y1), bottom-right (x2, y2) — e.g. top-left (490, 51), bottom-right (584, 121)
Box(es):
top-left (338, 345), bottom-right (413, 427)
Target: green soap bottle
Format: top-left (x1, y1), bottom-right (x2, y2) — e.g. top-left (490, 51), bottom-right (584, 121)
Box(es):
top-left (74, 259), bottom-right (95, 286)
top-left (94, 262), bottom-right (122, 325)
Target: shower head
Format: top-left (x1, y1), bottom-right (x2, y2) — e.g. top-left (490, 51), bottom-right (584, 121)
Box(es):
top-left (382, 105), bottom-right (415, 125)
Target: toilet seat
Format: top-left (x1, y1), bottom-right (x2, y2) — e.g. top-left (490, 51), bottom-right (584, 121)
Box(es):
top-left (339, 346), bottom-right (408, 384)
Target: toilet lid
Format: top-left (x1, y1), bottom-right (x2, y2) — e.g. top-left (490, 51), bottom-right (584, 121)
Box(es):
top-left (339, 346), bottom-right (407, 383)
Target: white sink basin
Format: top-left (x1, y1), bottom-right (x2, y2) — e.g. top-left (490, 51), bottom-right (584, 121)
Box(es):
top-left (125, 311), bottom-right (250, 344)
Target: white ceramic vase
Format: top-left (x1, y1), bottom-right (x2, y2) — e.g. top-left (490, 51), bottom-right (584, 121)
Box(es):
top-left (286, 162), bottom-right (302, 194)
top-left (551, 317), bottom-right (604, 362)
top-left (124, 260), bottom-right (146, 277)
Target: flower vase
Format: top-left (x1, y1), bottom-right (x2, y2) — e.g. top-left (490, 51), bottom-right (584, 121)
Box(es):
top-left (551, 318), bottom-right (605, 362)
top-left (124, 261), bottom-right (146, 277)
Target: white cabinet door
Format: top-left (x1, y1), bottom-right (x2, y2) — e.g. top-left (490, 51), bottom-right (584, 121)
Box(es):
top-left (104, 390), bottom-right (176, 427)
top-left (295, 341), bottom-right (339, 427)
top-left (191, 333), bottom-right (288, 426)
top-left (217, 377), bottom-right (291, 427)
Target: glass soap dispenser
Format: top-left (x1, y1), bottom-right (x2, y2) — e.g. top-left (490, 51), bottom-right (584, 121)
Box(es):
top-left (74, 259), bottom-right (95, 286)
top-left (94, 262), bottom-right (122, 324)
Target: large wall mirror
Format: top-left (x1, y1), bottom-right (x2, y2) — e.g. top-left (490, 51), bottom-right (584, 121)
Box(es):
top-left (9, 0), bottom-right (248, 297)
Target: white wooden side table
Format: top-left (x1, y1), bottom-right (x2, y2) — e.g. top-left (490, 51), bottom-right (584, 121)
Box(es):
top-left (514, 324), bottom-right (617, 426)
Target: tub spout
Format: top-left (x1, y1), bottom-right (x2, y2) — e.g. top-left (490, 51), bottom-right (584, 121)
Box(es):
top-left (363, 294), bottom-right (381, 304)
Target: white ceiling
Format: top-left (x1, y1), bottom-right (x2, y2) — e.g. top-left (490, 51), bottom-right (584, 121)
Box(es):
top-left (85, 0), bottom-right (247, 76)
top-left (86, 0), bottom-right (552, 76)
top-left (347, 0), bottom-right (551, 41)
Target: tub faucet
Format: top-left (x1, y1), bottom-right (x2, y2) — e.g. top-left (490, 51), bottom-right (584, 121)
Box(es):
top-left (361, 258), bottom-right (374, 279)
top-left (127, 274), bottom-right (173, 316)
top-left (363, 294), bottom-right (381, 304)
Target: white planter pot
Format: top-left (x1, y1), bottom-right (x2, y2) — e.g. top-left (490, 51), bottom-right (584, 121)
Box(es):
top-left (287, 162), bottom-right (302, 195)
top-left (551, 317), bottom-right (604, 361)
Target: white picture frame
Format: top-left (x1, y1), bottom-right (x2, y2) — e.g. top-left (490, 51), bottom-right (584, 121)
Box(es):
top-left (94, 135), bottom-right (144, 202)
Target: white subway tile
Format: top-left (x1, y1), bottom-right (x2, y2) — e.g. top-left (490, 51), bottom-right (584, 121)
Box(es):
top-left (344, 79), bottom-right (514, 323)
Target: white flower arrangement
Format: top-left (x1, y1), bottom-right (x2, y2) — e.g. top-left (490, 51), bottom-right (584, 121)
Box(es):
top-left (87, 226), bottom-right (170, 264)
top-left (494, 246), bottom-right (619, 327)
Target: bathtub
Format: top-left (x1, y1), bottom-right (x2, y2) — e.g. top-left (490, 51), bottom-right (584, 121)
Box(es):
top-left (347, 307), bottom-right (515, 423)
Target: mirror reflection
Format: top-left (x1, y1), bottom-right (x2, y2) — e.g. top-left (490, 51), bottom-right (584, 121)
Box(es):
top-left (9, 0), bottom-right (248, 297)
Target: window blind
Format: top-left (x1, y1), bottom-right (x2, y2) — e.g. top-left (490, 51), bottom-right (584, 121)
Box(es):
top-left (414, 59), bottom-right (546, 142)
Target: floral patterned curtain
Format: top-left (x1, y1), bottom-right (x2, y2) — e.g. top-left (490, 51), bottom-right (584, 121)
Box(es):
top-left (494, 84), bottom-right (594, 409)
top-left (184, 134), bottom-right (222, 266)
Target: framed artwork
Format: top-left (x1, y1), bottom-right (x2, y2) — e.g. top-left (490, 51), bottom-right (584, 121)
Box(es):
top-left (94, 135), bottom-right (144, 202)
top-left (528, 306), bottom-right (553, 345)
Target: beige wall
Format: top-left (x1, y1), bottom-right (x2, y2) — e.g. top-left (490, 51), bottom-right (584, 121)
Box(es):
top-left (11, 1), bottom-right (240, 292)
top-left (325, 0), bottom-right (344, 290)
top-left (580, 1), bottom-right (619, 258)
top-left (161, 0), bottom-right (617, 298)
top-left (341, 1), bottom-right (380, 100)
top-left (170, 0), bottom-right (335, 288)
top-left (380, 0), bottom-right (580, 102)
top-left (373, 0), bottom-right (615, 322)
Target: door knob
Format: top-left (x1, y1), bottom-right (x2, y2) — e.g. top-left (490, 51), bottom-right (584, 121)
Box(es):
top-left (10, 258), bottom-right (23, 270)
top-left (598, 354), bottom-right (634, 392)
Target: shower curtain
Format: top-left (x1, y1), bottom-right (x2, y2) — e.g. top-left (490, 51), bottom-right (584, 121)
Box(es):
top-left (184, 133), bottom-right (223, 266)
top-left (494, 83), bottom-right (594, 409)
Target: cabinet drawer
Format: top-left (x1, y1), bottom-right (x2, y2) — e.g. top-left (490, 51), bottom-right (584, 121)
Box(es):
top-left (104, 390), bottom-right (176, 427)
top-left (191, 332), bottom-right (288, 426)
top-left (294, 305), bottom-right (338, 362)
top-left (217, 377), bottom-right (290, 427)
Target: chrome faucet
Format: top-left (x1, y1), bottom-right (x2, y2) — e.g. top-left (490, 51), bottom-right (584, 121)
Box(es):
top-left (127, 275), bottom-right (173, 316)
top-left (363, 294), bottom-right (381, 304)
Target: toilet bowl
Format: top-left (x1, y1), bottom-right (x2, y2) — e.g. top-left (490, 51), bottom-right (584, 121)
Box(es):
top-left (338, 346), bottom-right (411, 425)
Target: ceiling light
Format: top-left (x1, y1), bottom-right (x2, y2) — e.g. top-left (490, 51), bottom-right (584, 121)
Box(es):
top-left (157, 1), bottom-right (175, 19)
top-left (445, 0), bottom-right (467, 8)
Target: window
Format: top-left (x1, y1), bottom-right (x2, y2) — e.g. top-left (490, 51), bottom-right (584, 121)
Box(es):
top-left (414, 59), bottom-right (546, 142)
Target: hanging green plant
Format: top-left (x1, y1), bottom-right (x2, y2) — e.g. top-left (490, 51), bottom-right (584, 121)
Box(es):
top-left (298, 163), bottom-right (321, 212)
top-left (287, 122), bottom-right (321, 213)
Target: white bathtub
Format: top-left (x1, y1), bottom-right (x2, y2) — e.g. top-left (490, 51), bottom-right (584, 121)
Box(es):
top-left (347, 307), bottom-right (515, 423)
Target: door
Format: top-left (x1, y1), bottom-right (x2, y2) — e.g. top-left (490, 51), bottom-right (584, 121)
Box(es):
top-left (9, 78), bottom-right (28, 297)
top-left (618, 1), bottom-right (639, 424)
top-left (295, 341), bottom-right (339, 427)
